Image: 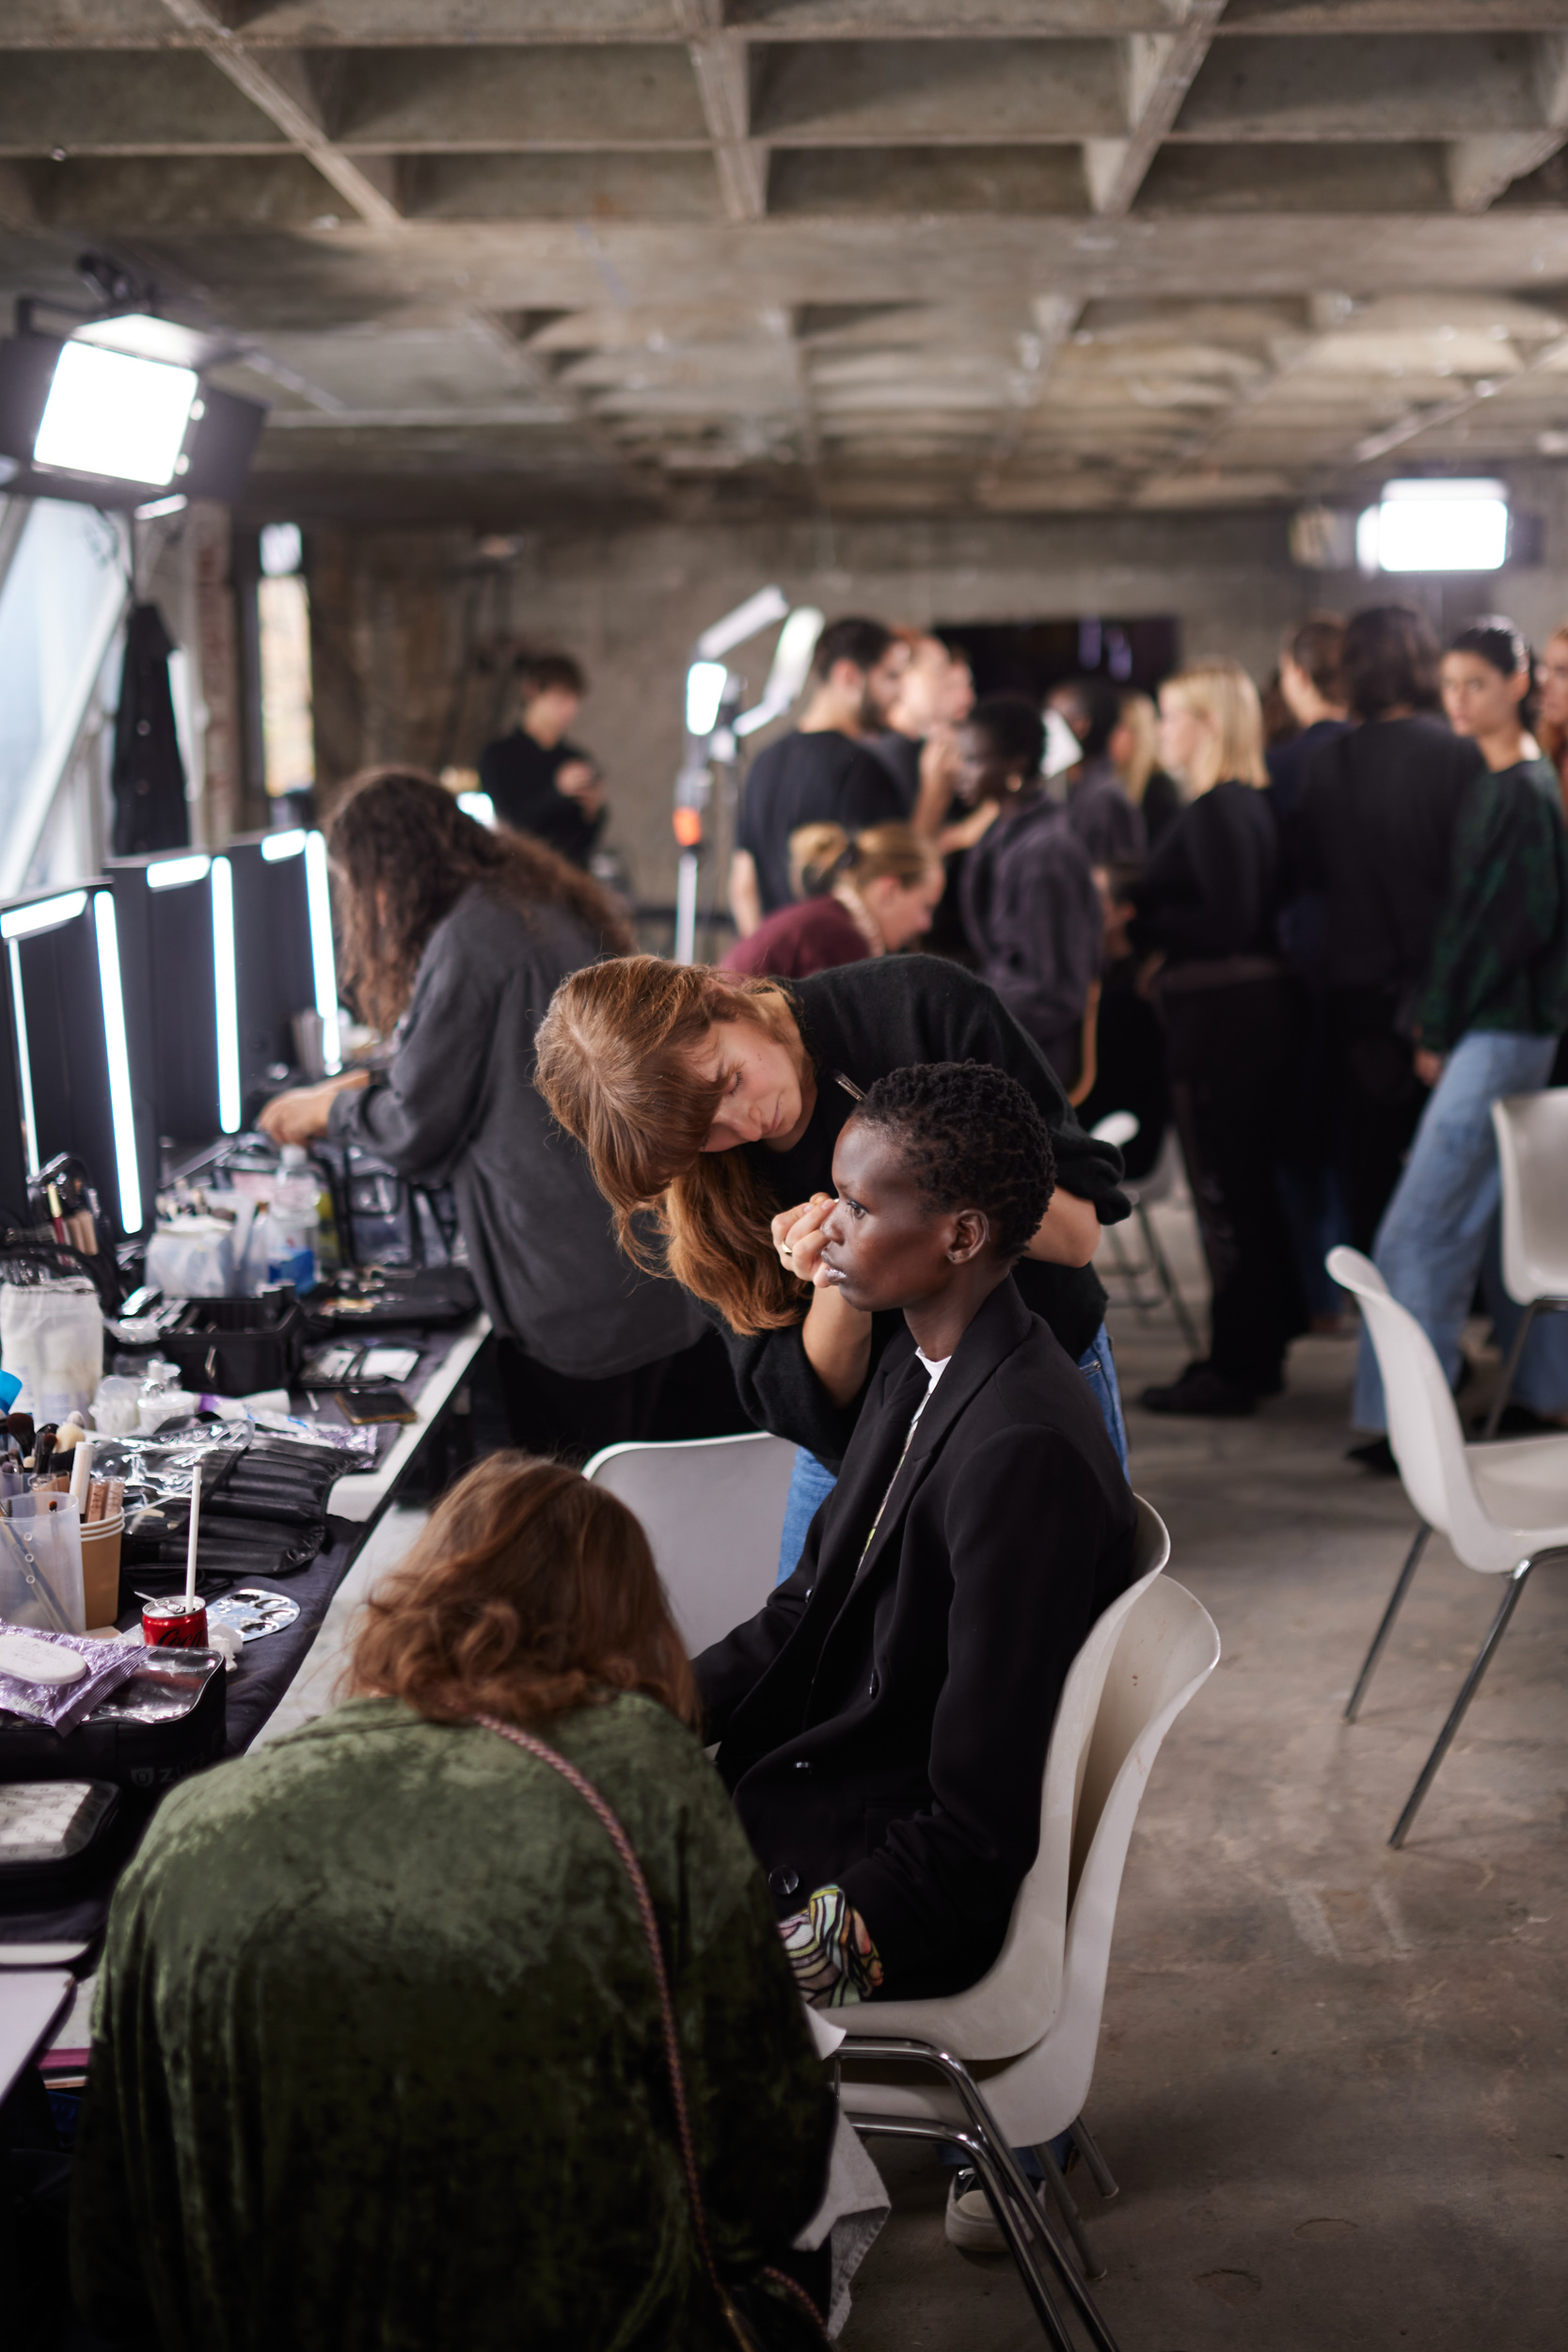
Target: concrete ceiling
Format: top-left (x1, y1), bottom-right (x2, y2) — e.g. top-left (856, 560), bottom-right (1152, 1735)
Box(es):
top-left (4, 1), bottom-right (1568, 524)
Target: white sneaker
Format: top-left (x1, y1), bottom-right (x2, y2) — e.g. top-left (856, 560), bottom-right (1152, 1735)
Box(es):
top-left (944, 2167), bottom-right (1007, 2254)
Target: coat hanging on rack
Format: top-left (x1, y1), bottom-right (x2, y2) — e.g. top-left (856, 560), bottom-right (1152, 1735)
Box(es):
top-left (111, 602), bottom-right (188, 857)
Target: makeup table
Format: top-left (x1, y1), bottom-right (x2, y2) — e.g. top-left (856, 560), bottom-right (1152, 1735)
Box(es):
top-left (0, 1311), bottom-right (491, 1965)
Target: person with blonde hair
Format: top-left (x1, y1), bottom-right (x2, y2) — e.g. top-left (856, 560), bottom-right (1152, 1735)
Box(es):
top-left (1129, 660), bottom-right (1307, 1417)
top-left (72, 1452), bottom-right (837, 2350)
top-left (721, 821), bottom-right (942, 980)
top-left (1107, 689), bottom-right (1183, 848)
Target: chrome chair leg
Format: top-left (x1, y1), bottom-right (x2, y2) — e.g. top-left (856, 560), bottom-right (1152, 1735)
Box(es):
top-left (1069, 2117), bottom-right (1120, 2201)
top-left (1138, 1200), bottom-right (1202, 1357)
top-left (1106, 1223), bottom-right (1157, 1325)
top-left (1481, 1299), bottom-right (1538, 1441)
top-left (850, 2116), bottom-right (1079, 2352)
top-left (1036, 2140), bottom-right (1105, 2280)
top-left (842, 2037), bottom-right (1124, 2352)
top-left (1345, 1524), bottom-right (1430, 1722)
top-left (1389, 1553), bottom-right (1552, 1849)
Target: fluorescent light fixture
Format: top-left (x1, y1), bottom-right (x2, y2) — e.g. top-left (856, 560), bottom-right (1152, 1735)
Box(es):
top-left (686, 660), bottom-right (729, 738)
top-left (92, 891), bottom-right (142, 1233)
top-left (696, 585), bottom-right (789, 662)
top-left (34, 341), bottom-right (198, 487)
top-left (736, 604), bottom-right (826, 737)
top-left (261, 829), bottom-right (307, 862)
top-left (457, 791), bottom-right (497, 828)
top-left (1367, 478), bottom-right (1509, 574)
top-left (211, 856), bottom-right (241, 1136)
top-left (8, 942), bottom-right (37, 1182)
top-left (304, 830), bottom-right (341, 1075)
top-left (146, 852), bottom-right (211, 891)
top-left (0, 890), bottom-right (87, 941)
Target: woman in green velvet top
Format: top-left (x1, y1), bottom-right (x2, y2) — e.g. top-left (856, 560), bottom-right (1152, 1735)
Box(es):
top-left (71, 1455), bottom-right (836, 2351)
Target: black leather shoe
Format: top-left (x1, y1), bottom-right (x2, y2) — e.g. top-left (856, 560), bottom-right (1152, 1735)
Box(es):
top-left (1346, 1436), bottom-right (1399, 1476)
top-left (1141, 1364), bottom-right (1259, 1417)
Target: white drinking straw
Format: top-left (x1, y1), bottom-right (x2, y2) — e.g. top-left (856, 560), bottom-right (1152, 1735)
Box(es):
top-left (70, 1437), bottom-right (93, 1512)
top-left (184, 1463), bottom-right (201, 1604)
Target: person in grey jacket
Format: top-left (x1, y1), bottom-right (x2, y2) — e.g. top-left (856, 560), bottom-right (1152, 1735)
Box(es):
top-left (958, 696), bottom-right (1105, 1092)
top-left (259, 769), bottom-right (706, 1459)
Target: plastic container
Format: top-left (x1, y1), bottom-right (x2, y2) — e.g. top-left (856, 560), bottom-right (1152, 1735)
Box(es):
top-left (145, 1216), bottom-right (235, 1300)
top-left (262, 1147), bottom-right (321, 1293)
top-left (80, 1509), bottom-right (125, 1629)
top-left (1, 1279), bottom-right (103, 1424)
top-left (0, 1498), bottom-right (86, 1635)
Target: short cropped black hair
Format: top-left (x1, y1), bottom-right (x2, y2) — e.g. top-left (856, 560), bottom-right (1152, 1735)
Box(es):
top-left (1449, 612), bottom-right (1530, 679)
top-left (813, 616), bottom-right (895, 681)
top-left (967, 694), bottom-right (1045, 780)
top-left (1053, 675), bottom-right (1120, 758)
top-left (854, 1061), bottom-right (1056, 1263)
top-left (1341, 604), bottom-right (1438, 720)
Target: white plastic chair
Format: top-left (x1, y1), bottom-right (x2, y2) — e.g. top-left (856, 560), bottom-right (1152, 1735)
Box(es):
top-left (1329, 1247), bottom-right (1568, 1847)
top-left (1482, 1090), bottom-right (1568, 1438)
top-left (583, 1430), bottom-right (797, 1657)
top-left (834, 1502), bottom-right (1220, 2352)
top-left (1089, 1113), bottom-right (1202, 1355)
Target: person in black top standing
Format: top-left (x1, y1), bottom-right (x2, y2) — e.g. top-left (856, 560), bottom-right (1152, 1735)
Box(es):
top-left (479, 651), bottom-right (606, 869)
top-left (1132, 660), bottom-right (1307, 1417)
top-left (730, 618), bottom-right (911, 930)
top-left (1266, 614), bottom-right (1354, 1329)
top-left (1296, 605), bottom-right (1485, 1253)
top-left (1048, 676), bottom-right (1147, 867)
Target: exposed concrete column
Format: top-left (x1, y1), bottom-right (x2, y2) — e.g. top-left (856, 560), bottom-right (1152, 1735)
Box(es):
top-left (1446, 30), bottom-right (1568, 212)
top-left (189, 501), bottom-right (241, 850)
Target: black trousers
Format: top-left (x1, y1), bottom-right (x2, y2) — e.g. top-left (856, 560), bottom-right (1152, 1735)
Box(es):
top-left (1164, 977), bottom-right (1309, 1390)
top-left (1324, 985), bottom-right (1431, 1254)
top-left (495, 1326), bottom-right (750, 1467)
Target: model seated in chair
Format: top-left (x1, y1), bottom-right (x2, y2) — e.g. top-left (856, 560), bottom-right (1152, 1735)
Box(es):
top-left (695, 1060), bottom-right (1139, 2008)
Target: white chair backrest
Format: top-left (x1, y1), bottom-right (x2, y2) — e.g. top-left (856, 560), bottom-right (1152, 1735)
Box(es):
top-left (847, 1496), bottom-right (1170, 2060)
top-left (980, 1577), bottom-right (1220, 2148)
top-left (1327, 1246), bottom-right (1503, 1567)
top-left (1493, 1090), bottom-right (1568, 1305)
top-left (583, 1432), bottom-right (798, 1658)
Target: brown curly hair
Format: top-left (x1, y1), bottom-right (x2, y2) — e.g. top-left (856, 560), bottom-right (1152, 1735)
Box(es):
top-left (327, 767), bottom-right (633, 1032)
top-left (346, 1452), bottom-right (700, 1732)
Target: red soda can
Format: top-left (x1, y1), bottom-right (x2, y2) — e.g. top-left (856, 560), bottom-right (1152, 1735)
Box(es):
top-left (141, 1594), bottom-right (209, 1649)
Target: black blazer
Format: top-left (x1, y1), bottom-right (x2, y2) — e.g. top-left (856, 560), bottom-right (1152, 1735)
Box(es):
top-left (695, 1280), bottom-right (1139, 2001)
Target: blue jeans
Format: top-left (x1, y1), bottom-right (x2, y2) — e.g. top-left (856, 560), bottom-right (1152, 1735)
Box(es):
top-left (1352, 1030), bottom-right (1568, 1431)
top-left (776, 1320), bottom-right (1132, 1581)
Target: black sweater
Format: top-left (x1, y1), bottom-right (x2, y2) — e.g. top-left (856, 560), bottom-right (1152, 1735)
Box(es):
top-left (1296, 715), bottom-right (1483, 995)
top-left (1129, 779), bottom-right (1282, 963)
top-left (724, 957), bottom-right (1129, 1466)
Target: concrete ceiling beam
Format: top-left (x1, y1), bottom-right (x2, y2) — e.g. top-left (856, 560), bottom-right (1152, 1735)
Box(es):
top-left (1084, 3), bottom-right (1227, 217)
top-left (155, 0), bottom-right (403, 228)
top-left (676, 2), bottom-right (768, 224)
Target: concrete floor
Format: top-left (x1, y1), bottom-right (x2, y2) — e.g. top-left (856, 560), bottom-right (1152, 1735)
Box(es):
top-left (841, 1218), bottom-right (1568, 2352)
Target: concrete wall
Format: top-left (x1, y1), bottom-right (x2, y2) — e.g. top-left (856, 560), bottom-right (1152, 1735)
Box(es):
top-left (303, 488), bottom-right (1568, 910)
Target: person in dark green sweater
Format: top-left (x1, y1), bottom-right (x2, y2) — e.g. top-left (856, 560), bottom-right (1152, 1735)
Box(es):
top-left (1352, 617), bottom-right (1568, 1440)
top-left (71, 1455), bottom-right (836, 2351)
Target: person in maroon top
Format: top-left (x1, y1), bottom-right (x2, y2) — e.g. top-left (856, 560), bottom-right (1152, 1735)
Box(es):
top-left (721, 821), bottom-right (942, 980)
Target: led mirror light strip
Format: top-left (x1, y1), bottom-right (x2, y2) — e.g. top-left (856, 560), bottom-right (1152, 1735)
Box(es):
top-left (211, 856), bottom-right (241, 1136)
top-left (92, 892), bottom-right (142, 1234)
top-left (147, 853), bottom-right (211, 890)
top-left (8, 942), bottom-right (38, 1182)
top-left (261, 829), bottom-right (306, 862)
top-left (304, 831), bottom-right (341, 1074)
top-left (0, 890), bottom-right (88, 941)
